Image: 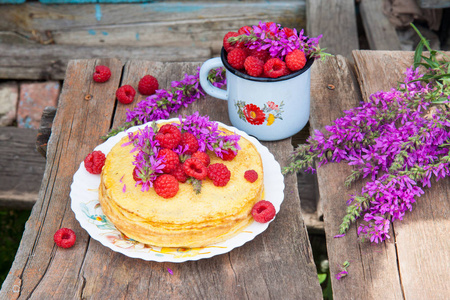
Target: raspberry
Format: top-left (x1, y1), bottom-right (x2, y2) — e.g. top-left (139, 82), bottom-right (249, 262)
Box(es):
top-left (263, 58), bottom-right (287, 78)
top-left (157, 148), bottom-right (180, 173)
top-left (183, 158), bottom-right (207, 180)
top-left (84, 150), bottom-right (106, 174)
top-left (252, 200), bottom-right (276, 223)
top-left (207, 163), bottom-right (231, 187)
top-left (244, 170), bottom-right (258, 183)
top-left (238, 25), bottom-right (253, 35)
top-left (180, 132), bottom-right (199, 155)
top-left (227, 48), bottom-right (247, 70)
top-left (155, 124), bottom-right (181, 149)
top-left (154, 174), bottom-right (179, 198)
top-left (285, 49), bottom-right (307, 72)
top-left (133, 166), bottom-right (143, 183)
top-left (282, 27), bottom-right (295, 38)
top-left (116, 85), bottom-right (136, 104)
top-left (244, 56), bottom-right (264, 77)
top-left (93, 65), bottom-right (111, 83)
top-left (223, 32), bottom-right (243, 52)
top-left (54, 228), bottom-right (76, 248)
top-left (138, 75), bottom-right (159, 95)
top-left (220, 149), bottom-right (237, 161)
top-left (191, 151), bottom-right (210, 167)
top-left (248, 48), bottom-right (270, 62)
top-left (170, 164), bottom-right (188, 183)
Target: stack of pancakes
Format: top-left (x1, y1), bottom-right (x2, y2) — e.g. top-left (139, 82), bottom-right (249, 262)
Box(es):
top-left (98, 125), bottom-right (264, 248)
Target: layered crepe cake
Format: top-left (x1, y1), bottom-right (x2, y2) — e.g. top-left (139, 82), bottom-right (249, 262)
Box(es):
top-left (98, 123), bottom-right (264, 248)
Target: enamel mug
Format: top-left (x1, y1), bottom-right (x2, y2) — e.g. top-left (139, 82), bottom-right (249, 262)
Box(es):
top-left (199, 48), bottom-right (314, 141)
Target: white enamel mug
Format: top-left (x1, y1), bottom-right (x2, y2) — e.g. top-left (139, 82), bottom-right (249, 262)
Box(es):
top-left (199, 48), bottom-right (314, 141)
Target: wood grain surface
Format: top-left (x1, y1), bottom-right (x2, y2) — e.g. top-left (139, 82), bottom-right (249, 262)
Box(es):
top-left (310, 51), bottom-right (450, 299)
top-left (0, 60), bottom-right (322, 299)
top-left (306, 0), bottom-right (359, 61)
top-left (0, 127), bottom-right (45, 209)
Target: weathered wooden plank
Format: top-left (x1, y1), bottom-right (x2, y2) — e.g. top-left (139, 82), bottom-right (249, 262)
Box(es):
top-left (1, 60), bottom-right (322, 299)
top-left (0, 43), bottom-right (210, 80)
top-left (309, 55), bottom-right (405, 299)
top-left (306, 0), bottom-right (359, 60)
top-left (0, 2), bottom-right (306, 55)
top-left (36, 106), bottom-right (57, 158)
top-left (359, 0), bottom-right (402, 50)
top-left (353, 50), bottom-right (450, 299)
top-left (0, 58), bottom-right (124, 299)
top-left (0, 127), bottom-right (45, 210)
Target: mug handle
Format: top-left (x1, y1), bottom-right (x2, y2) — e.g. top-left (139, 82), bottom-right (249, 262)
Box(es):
top-left (199, 57), bottom-right (228, 101)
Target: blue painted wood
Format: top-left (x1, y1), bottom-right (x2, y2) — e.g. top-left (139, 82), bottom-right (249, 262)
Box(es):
top-left (0, 0), bottom-right (26, 3)
top-left (38, 0), bottom-right (154, 3)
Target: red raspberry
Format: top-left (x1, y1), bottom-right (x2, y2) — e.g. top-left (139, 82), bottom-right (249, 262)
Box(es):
top-left (154, 174), bottom-right (179, 198)
top-left (244, 56), bottom-right (264, 77)
top-left (252, 200), bottom-right (276, 223)
top-left (170, 164), bottom-right (188, 183)
top-left (54, 228), bottom-right (76, 248)
top-left (207, 163), bottom-right (231, 187)
top-left (155, 124), bottom-right (181, 149)
top-left (285, 49), bottom-right (307, 72)
top-left (183, 158), bottom-right (207, 180)
top-left (244, 170), bottom-right (258, 183)
top-left (93, 65), bottom-right (111, 83)
top-left (133, 166), bottom-right (143, 183)
top-left (191, 151), bottom-right (210, 167)
top-left (84, 150), bottom-right (106, 174)
top-left (263, 58), bottom-right (287, 78)
top-left (116, 85), bottom-right (136, 104)
top-left (238, 25), bottom-right (253, 35)
top-left (138, 75), bottom-right (159, 95)
top-left (282, 27), bottom-right (295, 38)
top-left (227, 48), bottom-right (247, 70)
top-left (248, 48), bottom-right (270, 62)
top-left (157, 148), bottom-right (180, 173)
top-left (223, 32), bottom-right (243, 52)
top-left (221, 149), bottom-right (237, 161)
top-left (180, 132), bottom-right (199, 155)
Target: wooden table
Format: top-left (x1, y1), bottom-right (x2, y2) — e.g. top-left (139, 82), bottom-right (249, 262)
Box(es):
top-left (2, 50), bottom-right (449, 299)
top-left (0, 59), bottom-right (322, 299)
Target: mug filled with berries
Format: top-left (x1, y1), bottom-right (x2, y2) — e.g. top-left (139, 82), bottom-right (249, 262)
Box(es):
top-left (199, 21), bottom-right (329, 141)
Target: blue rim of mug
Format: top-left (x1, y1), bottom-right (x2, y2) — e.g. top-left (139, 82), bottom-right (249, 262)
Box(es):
top-left (220, 47), bottom-right (314, 82)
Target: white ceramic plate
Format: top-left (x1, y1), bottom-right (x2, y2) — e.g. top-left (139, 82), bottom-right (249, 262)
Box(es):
top-left (70, 118), bottom-right (285, 263)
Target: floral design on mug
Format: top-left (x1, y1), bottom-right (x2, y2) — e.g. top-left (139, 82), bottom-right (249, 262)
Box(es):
top-left (235, 100), bottom-right (284, 126)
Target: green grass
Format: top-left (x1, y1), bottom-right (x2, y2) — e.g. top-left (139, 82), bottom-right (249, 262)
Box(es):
top-left (0, 209), bottom-right (31, 285)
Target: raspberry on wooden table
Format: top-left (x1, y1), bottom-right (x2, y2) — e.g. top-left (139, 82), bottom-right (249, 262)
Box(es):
top-left (252, 200), bottom-right (276, 223)
top-left (207, 163), bottom-right (231, 187)
top-left (93, 65), bottom-right (111, 83)
top-left (154, 174), bottom-right (179, 198)
top-left (138, 75), bottom-right (159, 95)
top-left (54, 228), bottom-right (76, 248)
top-left (116, 85), bottom-right (136, 104)
top-left (84, 150), bottom-right (106, 174)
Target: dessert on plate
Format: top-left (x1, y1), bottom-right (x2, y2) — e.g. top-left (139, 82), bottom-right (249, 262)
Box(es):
top-left (98, 116), bottom-right (264, 248)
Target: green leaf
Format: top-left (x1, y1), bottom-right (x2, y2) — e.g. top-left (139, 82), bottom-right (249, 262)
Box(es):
top-left (318, 273), bottom-right (327, 284)
top-left (421, 55), bottom-right (440, 69)
top-left (414, 40), bottom-right (424, 66)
